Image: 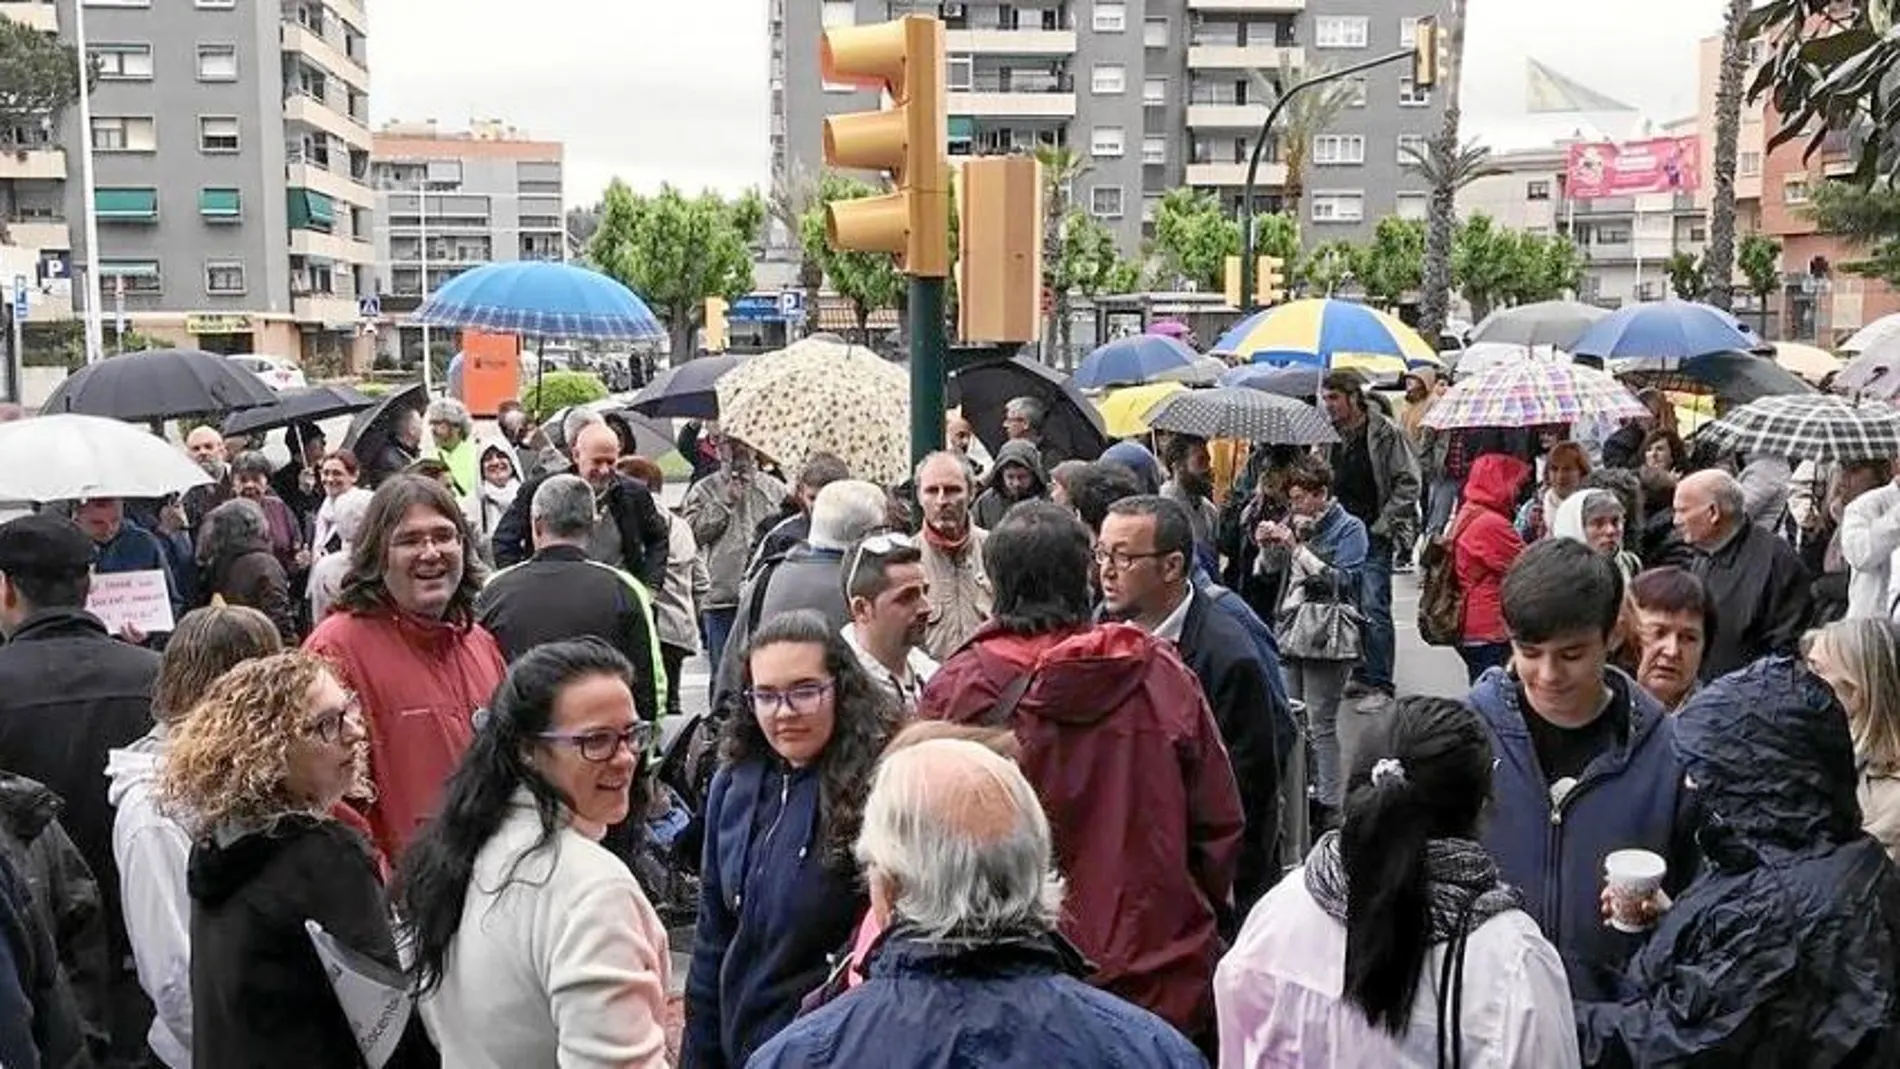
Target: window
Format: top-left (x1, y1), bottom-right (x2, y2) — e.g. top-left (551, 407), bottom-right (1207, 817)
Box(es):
top-left (1143, 77), bottom-right (1167, 106)
top-left (91, 44), bottom-right (153, 81)
top-left (1090, 126), bottom-right (1125, 158)
top-left (948, 56), bottom-right (972, 90)
top-left (1313, 134), bottom-right (1366, 165)
top-left (1399, 78), bottom-right (1432, 106)
top-left (1344, 76), bottom-right (1369, 107)
top-left (1093, 2), bottom-right (1125, 31)
top-left (1527, 179), bottom-right (1552, 200)
top-left (196, 45), bottom-right (238, 81)
top-left (1142, 136), bottom-right (1166, 164)
top-left (1092, 64), bottom-right (1126, 94)
top-left (1396, 193), bottom-right (1429, 221)
top-left (198, 116), bottom-right (240, 153)
top-left (820, 0), bottom-right (853, 25)
top-left (83, 0), bottom-right (151, 7)
top-left (95, 187), bottom-right (158, 221)
top-left (1399, 16), bottom-right (1422, 46)
top-left (1784, 176), bottom-right (1810, 204)
top-left (1142, 193), bottom-right (1161, 223)
top-left (1315, 16), bottom-right (1369, 48)
top-left (1143, 17), bottom-right (1168, 47)
top-left (205, 261), bottom-right (245, 295)
top-left (1690, 224), bottom-right (1708, 243)
top-left (196, 0), bottom-right (236, 7)
top-left (98, 261), bottom-right (161, 293)
top-left (199, 187), bottom-right (241, 221)
top-left (1091, 185), bottom-right (1125, 218)
top-left (1396, 133), bottom-right (1429, 164)
top-left (1740, 151), bottom-right (1762, 177)
top-left (91, 116), bottom-right (155, 152)
top-left (1595, 224), bottom-right (1631, 244)
top-left (1311, 192), bottom-right (1365, 223)
top-left (288, 189), bottom-right (336, 231)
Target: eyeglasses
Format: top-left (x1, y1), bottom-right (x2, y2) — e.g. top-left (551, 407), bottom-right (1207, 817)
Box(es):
top-left (305, 693), bottom-right (362, 744)
top-left (536, 723), bottom-right (655, 763)
top-left (1092, 546), bottom-right (1169, 572)
top-left (748, 679), bottom-right (834, 718)
top-left (846, 532), bottom-right (915, 592)
top-left (390, 528), bottom-right (462, 553)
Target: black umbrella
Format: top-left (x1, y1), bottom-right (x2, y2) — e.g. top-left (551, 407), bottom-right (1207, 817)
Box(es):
top-left (221, 384), bottom-right (377, 437)
top-left (42, 348), bottom-right (278, 422)
top-left (625, 353), bottom-right (751, 420)
top-left (341, 382), bottom-right (428, 483)
top-left (1617, 351), bottom-right (1816, 408)
top-left (949, 354), bottom-right (1109, 462)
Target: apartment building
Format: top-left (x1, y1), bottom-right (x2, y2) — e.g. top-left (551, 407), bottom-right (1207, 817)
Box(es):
top-left (0, 0), bottom-right (75, 335)
top-left (370, 120), bottom-right (565, 366)
top-left (768, 0), bottom-right (1450, 260)
top-left (23, 0), bottom-right (374, 368)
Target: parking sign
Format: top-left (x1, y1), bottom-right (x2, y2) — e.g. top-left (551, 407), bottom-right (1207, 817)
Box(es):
top-left (10, 276), bottom-right (25, 321)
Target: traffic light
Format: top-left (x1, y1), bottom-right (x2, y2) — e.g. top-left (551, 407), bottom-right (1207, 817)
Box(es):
top-left (1412, 15), bottom-right (1440, 90)
top-left (1259, 255), bottom-right (1287, 305)
top-left (958, 156), bottom-right (1042, 343)
top-left (702, 297), bottom-right (728, 353)
top-left (820, 15), bottom-right (950, 278)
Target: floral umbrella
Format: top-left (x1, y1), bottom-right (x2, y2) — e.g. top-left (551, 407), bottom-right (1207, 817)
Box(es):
top-left (715, 337), bottom-right (910, 485)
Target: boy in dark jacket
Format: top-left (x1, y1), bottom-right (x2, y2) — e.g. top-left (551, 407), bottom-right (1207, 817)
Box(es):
top-left (1465, 539), bottom-right (1698, 1001)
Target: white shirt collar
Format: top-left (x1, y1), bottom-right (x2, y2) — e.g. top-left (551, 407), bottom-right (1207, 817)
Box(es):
top-left (841, 623), bottom-right (939, 710)
top-left (1149, 587), bottom-right (1194, 643)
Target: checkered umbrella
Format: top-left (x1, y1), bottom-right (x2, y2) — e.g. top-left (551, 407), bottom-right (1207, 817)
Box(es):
top-left (1700, 394), bottom-right (1900, 463)
top-left (1424, 359), bottom-right (1647, 431)
top-left (1141, 387), bottom-right (1339, 445)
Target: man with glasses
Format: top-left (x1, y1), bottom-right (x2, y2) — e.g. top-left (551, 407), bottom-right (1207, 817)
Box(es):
top-left (914, 452), bottom-right (991, 660)
top-left (841, 534), bottom-right (937, 715)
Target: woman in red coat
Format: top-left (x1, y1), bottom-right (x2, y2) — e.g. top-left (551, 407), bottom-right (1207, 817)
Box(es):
top-left (1452, 454), bottom-right (1530, 683)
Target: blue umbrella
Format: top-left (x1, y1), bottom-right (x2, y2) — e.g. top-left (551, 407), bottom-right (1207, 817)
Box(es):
top-left (1571, 302), bottom-right (1756, 365)
top-left (1218, 363), bottom-right (1324, 399)
top-left (1073, 335), bottom-right (1201, 389)
top-left (412, 261), bottom-right (665, 340)
top-left (625, 352), bottom-right (752, 420)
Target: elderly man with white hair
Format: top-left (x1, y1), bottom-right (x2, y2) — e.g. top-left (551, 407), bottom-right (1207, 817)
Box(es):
top-left (425, 397), bottom-right (478, 497)
top-left (1676, 468), bottom-right (1810, 680)
top-left (749, 737), bottom-right (1206, 1068)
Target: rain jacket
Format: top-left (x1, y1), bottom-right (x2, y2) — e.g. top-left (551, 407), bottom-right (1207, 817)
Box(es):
top-left (972, 439), bottom-right (1048, 531)
top-left (1578, 658), bottom-right (1900, 1068)
top-left (1325, 409), bottom-right (1421, 545)
top-left (106, 728), bottom-right (191, 1069)
top-left (1840, 481), bottom-right (1900, 621)
top-left (751, 929), bottom-right (1207, 1069)
top-left (204, 538), bottom-right (297, 645)
top-left (1467, 667), bottom-right (1698, 1001)
top-left (0, 774), bottom-right (104, 1069)
top-left (304, 607), bottom-right (506, 861)
top-left (1453, 454), bottom-right (1529, 644)
top-left (679, 469), bottom-right (789, 609)
top-left (916, 622), bottom-right (1244, 1043)
top-left (653, 511), bottom-right (708, 654)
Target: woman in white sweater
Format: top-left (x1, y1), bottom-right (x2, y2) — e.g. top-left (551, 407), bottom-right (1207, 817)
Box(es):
top-left (397, 638), bottom-right (671, 1068)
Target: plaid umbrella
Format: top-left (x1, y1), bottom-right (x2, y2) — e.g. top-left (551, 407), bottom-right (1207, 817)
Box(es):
top-left (1700, 394), bottom-right (1900, 463)
top-left (716, 337), bottom-right (910, 484)
top-left (1425, 359), bottom-right (1648, 431)
top-left (1142, 387), bottom-right (1338, 445)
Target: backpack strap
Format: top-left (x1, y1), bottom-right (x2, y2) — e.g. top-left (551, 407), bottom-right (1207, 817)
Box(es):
top-left (983, 670), bottom-right (1036, 727)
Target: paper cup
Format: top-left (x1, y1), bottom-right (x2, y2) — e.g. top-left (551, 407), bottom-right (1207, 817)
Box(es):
top-left (1603, 849), bottom-right (1667, 933)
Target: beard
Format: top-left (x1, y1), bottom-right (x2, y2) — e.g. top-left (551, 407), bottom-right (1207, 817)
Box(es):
top-left (199, 458), bottom-right (228, 480)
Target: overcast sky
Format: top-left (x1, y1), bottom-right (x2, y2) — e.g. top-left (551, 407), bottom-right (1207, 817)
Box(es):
top-left (368, 0), bottom-right (1728, 207)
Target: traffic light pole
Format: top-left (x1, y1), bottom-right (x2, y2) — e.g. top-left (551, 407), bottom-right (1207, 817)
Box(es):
top-left (1239, 48), bottom-right (1418, 314)
top-left (909, 276), bottom-right (947, 471)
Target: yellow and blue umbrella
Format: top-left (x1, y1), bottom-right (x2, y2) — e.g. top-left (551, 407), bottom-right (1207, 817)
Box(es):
top-left (1210, 298), bottom-right (1441, 379)
top-left (1094, 381), bottom-right (1185, 438)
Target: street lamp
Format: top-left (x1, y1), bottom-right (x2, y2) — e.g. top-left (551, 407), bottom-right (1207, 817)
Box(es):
top-left (416, 173), bottom-right (433, 392)
top-left (71, 0), bottom-right (106, 364)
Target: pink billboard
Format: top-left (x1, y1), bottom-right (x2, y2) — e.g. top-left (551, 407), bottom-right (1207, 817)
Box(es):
top-left (1564, 136), bottom-right (1702, 200)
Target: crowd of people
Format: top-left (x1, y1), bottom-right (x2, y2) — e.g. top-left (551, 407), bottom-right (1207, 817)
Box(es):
top-left (0, 366), bottom-right (1895, 1067)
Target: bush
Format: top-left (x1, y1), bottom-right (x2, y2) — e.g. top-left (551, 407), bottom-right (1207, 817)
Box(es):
top-left (521, 370), bottom-right (608, 421)
top-left (356, 381), bottom-right (391, 398)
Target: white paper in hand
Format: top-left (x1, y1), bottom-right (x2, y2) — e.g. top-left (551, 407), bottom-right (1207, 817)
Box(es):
top-left (305, 919), bottom-right (413, 1069)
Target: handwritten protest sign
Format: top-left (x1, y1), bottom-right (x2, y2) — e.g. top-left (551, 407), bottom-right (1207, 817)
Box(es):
top-left (86, 569), bottom-right (173, 635)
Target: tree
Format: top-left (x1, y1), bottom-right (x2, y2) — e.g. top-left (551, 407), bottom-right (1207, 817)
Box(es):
top-left (1519, 233), bottom-right (1585, 303)
top-left (799, 172), bottom-right (903, 344)
top-left (1704, 0), bottom-right (1754, 311)
top-left (0, 19), bottom-right (84, 244)
top-left (1664, 251), bottom-right (1708, 301)
top-left (1249, 61), bottom-right (1357, 213)
top-left (767, 161), bottom-right (823, 341)
top-left (1152, 188), bottom-right (1240, 291)
top-left (564, 204), bottom-right (601, 260)
top-left (586, 180), bottom-right (765, 362)
top-left (1050, 211), bottom-right (1140, 353)
top-left (1738, 232), bottom-right (1784, 333)
top-left (1358, 217), bottom-right (1425, 306)
top-left (1298, 240), bottom-right (1365, 297)
top-left (1747, 0), bottom-right (1897, 184)
top-left (1451, 213), bottom-right (1518, 322)
top-left (1032, 145), bottom-right (1090, 348)
top-left (1253, 211), bottom-right (1301, 264)
top-left (1807, 181), bottom-right (1900, 286)
top-left (1415, 0), bottom-right (1471, 348)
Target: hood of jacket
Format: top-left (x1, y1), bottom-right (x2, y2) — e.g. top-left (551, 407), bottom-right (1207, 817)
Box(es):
top-left (1101, 440), bottom-right (1162, 493)
top-left (1676, 656), bottom-right (1862, 856)
top-left (1463, 454), bottom-right (1529, 517)
top-left (990, 438), bottom-right (1048, 490)
top-left (106, 726), bottom-right (166, 809)
top-left (1552, 487), bottom-right (1619, 545)
top-left (186, 814), bottom-right (330, 907)
top-left (1013, 622), bottom-right (1171, 726)
top-left (0, 771), bottom-right (60, 847)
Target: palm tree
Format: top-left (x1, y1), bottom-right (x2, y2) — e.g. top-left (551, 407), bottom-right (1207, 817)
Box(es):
top-left (1416, 0), bottom-right (1468, 345)
top-left (1033, 144), bottom-right (1090, 358)
top-left (767, 160), bottom-right (823, 339)
top-left (1249, 59), bottom-right (1356, 214)
top-left (1703, 0), bottom-right (1753, 312)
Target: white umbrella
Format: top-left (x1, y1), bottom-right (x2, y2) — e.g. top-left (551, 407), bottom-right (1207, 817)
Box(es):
top-left (1843, 313), bottom-right (1900, 355)
top-left (0, 414), bottom-right (212, 501)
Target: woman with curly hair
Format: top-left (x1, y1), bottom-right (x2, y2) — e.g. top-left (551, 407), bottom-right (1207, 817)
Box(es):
top-left (162, 651), bottom-right (435, 1068)
top-left (683, 609), bottom-right (900, 1067)
top-left (397, 639), bottom-right (670, 1067)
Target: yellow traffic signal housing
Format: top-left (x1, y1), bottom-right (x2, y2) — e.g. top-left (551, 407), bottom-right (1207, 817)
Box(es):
top-left (1413, 15), bottom-right (1440, 90)
top-left (821, 15), bottom-right (951, 278)
top-left (957, 156), bottom-right (1043, 343)
top-left (702, 297), bottom-right (729, 353)
top-left (1226, 254), bottom-right (1288, 306)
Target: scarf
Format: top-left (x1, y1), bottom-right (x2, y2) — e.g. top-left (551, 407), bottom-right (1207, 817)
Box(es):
top-left (1303, 830), bottom-right (1523, 942)
top-left (922, 519), bottom-right (972, 559)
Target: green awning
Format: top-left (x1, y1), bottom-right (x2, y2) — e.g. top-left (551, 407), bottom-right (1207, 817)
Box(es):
top-left (199, 188), bottom-right (241, 218)
top-left (288, 188), bottom-right (335, 229)
top-left (948, 116), bottom-right (975, 139)
top-left (98, 261), bottom-right (159, 278)
top-left (95, 188), bottom-right (157, 220)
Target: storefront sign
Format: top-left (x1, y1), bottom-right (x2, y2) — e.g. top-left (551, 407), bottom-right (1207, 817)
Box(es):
top-left (187, 314), bottom-right (254, 335)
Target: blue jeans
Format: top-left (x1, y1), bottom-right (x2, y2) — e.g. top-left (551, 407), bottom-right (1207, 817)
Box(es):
top-left (1426, 475), bottom-right (1461, 539)
top-left (702, 607), bottom-right (737, 702)
top-left (1457, 641), bottom-right (1512, 685)
top-left (1354, 536), bottom-right (1396, 694)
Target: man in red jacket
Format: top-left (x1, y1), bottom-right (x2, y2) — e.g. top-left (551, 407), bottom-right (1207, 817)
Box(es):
top-left (916, 500), bottom-right (1243, 1055)
top-left (304, 475), bottom-right (505, 862)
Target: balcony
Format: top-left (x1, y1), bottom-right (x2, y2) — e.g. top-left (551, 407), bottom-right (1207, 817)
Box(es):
top-left (1187, 103), bottom-right (1269, 129)
top-left (1187, 161), bottom-right (1287, 187)
top-left (947, 91), bottom-right (1077, 119)
top-left (0, 1), bottom-right (56, 30)
top-left (0, 149), bottom-right (64, 181)
top-left (282, 22), bottom-right (369, 91)
top-left (286, 162), bottom-right (373, 209)
top-left (287, 228), bottom-right (374, 263)
top-left (1188, 0), bottom-right (1304, 9)
top-left (327, 0), bottom-right (366, 32)
top-left (1188, 44), bottom-right (1303, 69)
top-left (293, 294), bottom-right (359, 325)
top-left (283, 93), bottom-right (372, 152)
top-left (944, 28), bottom-right (1076, 55)
top-left (1, 219), bottom-right (66, 250)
